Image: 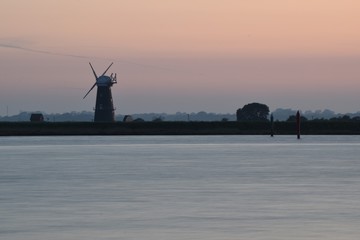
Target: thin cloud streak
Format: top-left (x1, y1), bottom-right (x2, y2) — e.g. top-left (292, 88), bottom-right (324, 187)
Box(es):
top-left (0, 43), bottom-right (88, 59)
top-left (0, 43), bottom-right (197, 74)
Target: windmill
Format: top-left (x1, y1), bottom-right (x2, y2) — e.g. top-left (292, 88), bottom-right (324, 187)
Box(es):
top-left (83, 62), bottom-right (117, 122)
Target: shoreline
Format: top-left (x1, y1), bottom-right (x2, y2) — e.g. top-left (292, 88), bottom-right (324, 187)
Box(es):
top-left (1, 121), bottom-right (360, 136)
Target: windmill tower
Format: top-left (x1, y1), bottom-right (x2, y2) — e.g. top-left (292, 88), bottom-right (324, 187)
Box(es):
top-left (83, 62), bottom-right (117, 122)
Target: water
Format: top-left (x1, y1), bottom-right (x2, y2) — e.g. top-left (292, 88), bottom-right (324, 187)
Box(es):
top-left (1, 135), bottom-right (360, 240)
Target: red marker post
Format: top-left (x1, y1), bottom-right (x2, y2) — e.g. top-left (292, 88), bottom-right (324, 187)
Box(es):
top-left (296, 111), bottom-right (301, 139)
top-left (270, 114), bottom-right (274, 137)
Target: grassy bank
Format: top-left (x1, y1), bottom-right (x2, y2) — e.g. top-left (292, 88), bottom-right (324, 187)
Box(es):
top-left (1, 121), bottom-right (360, 136)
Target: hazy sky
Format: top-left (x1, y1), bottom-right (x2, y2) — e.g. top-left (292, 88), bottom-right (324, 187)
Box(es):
top-left (1, 0), bottom-right (360, 115)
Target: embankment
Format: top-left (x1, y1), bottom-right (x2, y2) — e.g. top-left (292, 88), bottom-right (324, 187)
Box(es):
top-left (1, 121), bottom-right (360, 136)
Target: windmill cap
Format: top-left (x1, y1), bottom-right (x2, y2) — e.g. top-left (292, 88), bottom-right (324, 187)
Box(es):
top-left (97, 75), bottom-right (112, 86)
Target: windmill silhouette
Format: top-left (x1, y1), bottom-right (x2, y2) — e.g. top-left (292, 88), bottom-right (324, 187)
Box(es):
top-left (83, 62), bottom-right (117, 122)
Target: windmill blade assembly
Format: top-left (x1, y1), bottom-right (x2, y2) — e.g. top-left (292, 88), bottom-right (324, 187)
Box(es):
top-left (89, 62), bottom-right (98, 79)
top-left (83, 62), bottom-right (117, 122)
top-left (83, 82), bottom-right (97, 99)
top-left (101, 62), bottom-right (113, 76)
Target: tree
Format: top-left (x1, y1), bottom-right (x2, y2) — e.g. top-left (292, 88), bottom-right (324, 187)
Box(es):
top-left (236, 102), bottom-right (270, 121)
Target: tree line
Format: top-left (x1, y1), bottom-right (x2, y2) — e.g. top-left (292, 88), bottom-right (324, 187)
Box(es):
top-left (1, 103), bottom-right (360, 122)
top-left (236, 102), bottom-right (360, 122)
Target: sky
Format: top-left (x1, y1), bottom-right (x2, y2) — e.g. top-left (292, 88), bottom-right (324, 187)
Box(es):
top-left (1, 0), bottom-right (360, 115)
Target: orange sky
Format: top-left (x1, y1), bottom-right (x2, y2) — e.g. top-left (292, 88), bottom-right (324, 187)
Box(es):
top-left (1, 0), bottom-right (360, 114)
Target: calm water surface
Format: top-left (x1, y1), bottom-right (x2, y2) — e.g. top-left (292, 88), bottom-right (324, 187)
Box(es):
top-left (1, 135), bottom-right (360, 240)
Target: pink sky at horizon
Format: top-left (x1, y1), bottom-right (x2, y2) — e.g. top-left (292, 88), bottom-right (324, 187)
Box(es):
top-left (1, 0), bottom-right (360, 115)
